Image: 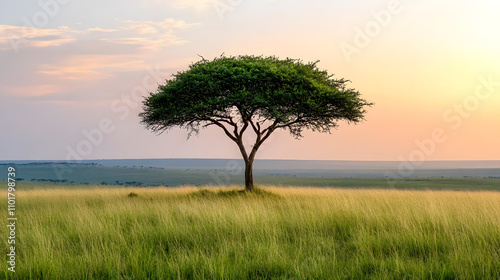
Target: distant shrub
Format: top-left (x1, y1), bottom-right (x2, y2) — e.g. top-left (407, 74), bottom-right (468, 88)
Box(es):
top-left (127, 192), bottom-right (138, 198)
top-left (190, 188), bottom-right (278, 198)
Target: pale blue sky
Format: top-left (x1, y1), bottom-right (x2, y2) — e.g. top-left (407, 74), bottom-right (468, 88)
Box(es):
top-left (1, 0), bottom-right (499, 161)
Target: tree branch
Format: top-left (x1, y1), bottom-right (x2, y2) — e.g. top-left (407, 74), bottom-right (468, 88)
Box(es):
top-left (261, 119), bottom-right (279, 135)
top-left (208, 119), bottom-right (238, 142)
top-left (274, 116), bottom-right (303, 129)
top-left (238, 120), bottom-right (249, 139)
top-left (212, 118), bottom-right (234, 126)
top-left (249, 119), bottom-right (261, 136)
top-left (260, 126), bottom-right (275, 145)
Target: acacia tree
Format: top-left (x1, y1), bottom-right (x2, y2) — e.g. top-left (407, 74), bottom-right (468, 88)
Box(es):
top-left (140, 55), bottom-right (372, 191)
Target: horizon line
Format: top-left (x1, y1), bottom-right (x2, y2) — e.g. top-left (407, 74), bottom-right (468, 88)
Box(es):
top-left (2, 158), bottom-right (500, 163)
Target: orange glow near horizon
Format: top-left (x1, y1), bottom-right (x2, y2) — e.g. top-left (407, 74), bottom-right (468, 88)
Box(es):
top-left (1, 1), bottom-right (499, 161)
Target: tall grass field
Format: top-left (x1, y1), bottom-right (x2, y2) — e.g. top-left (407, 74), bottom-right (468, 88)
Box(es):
top-left (2, 186), bottom-right (499, 279)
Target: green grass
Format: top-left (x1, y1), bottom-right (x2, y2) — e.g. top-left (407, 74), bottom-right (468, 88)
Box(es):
top-left (258, 177), bottom-right (500, 191)
top-left (5, 176), bottom-right (500, 192)
top-left (2, 186), bottom-right (499, 279)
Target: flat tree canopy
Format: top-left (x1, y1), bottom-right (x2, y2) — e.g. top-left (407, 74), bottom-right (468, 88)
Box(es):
top-left (140, 55), bottom-right (372, 191)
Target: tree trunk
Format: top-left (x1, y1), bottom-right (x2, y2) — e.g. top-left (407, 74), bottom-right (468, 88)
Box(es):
top-left (244, 159), bottom-right (254, 191)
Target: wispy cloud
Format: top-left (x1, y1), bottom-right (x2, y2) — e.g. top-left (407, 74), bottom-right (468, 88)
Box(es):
top-left (0, 18), bottom-right (197, 52)
top-left (6, 84), bottom-right (64, 97)
top-left (170, 0), bottom-right (216, 10)
top-left (120, 18), bottom-right (197, 31)
top-left (37, 54), bottom-right (147, 80)
top-left (1, 17), bottom-right (198, 103)
top-left (0, 25), bottom-right (77, 50)
top-left (87, 27), bottom-right (117, 33)
top-left (101, 19), bottom-right (198, 49)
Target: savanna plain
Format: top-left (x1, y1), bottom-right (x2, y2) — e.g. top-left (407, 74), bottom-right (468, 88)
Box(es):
top-left (2, 182), bottom-right (499, 279)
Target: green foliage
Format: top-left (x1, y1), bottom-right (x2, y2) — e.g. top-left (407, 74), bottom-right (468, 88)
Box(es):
top-left (139, 55), bottom-right (373, 190)
top-left (140, 55), bottom-right (372, 138)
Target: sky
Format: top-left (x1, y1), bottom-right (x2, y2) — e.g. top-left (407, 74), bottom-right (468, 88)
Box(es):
top-left (1, 0), bottom-right (499, 161)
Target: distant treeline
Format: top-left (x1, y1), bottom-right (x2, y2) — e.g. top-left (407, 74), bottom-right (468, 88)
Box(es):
top-left (0, 162), bottom-right (101, 166)
top-left (25, 178), bottom-right (163, 187)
